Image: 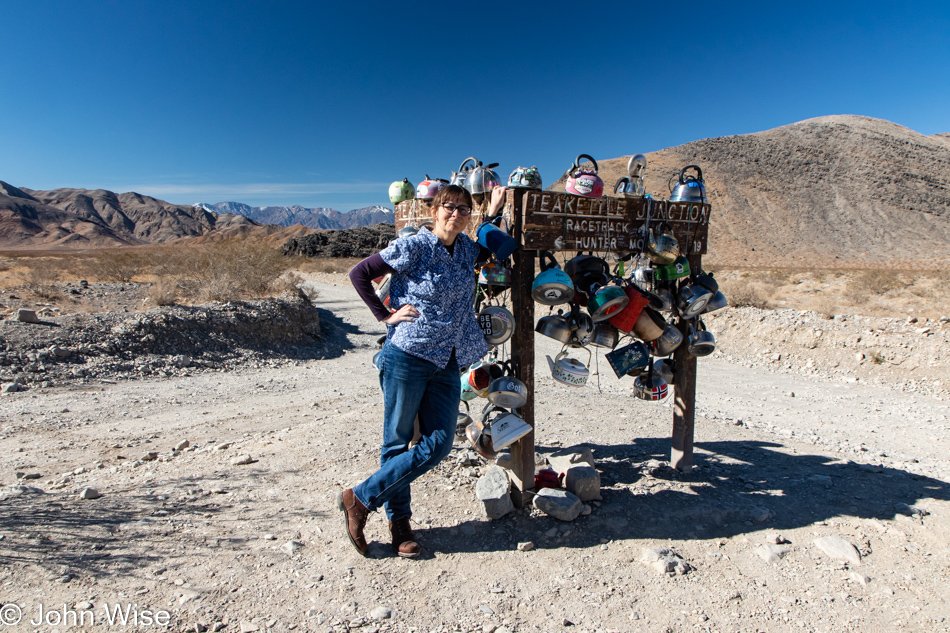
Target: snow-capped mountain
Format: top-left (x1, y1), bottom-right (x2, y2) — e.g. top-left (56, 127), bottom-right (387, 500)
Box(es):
top-left (194, 202), bottom-right (394, 230)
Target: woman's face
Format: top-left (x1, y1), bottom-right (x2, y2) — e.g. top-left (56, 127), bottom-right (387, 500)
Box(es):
top-left (433, 197), bottom-right (472, 240)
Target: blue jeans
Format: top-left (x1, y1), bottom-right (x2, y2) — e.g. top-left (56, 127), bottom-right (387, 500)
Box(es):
top-left (353, 342), bottom-right (460, 521)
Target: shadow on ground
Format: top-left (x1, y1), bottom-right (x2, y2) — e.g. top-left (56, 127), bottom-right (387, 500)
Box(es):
top-left (422, 437), bottom-right (949, 555)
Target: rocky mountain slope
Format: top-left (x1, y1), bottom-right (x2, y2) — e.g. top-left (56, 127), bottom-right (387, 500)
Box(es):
top-left (195, 201), bottom-right (394, 230)
top-left (0, 182), bottom-right (262, 248)
top-left (552, 115), bottom-right (950, 268)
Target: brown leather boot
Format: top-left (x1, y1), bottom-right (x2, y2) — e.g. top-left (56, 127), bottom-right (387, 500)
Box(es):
top-left (337, 488), bottom-right (369, 556)
top-left (389, 516), bottom-right (420, 558)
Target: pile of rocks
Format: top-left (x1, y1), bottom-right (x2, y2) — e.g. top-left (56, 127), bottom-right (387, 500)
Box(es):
top-left (281, 223), bottom-right (396, 259)
top-left (474, 445), bottom-right (602, 522)
top-left (0, 292), bottom-right (321, 391)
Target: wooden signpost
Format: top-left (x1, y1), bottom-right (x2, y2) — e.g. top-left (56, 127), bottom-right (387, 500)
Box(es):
top-left (396, 189), bottom-right (712, 505)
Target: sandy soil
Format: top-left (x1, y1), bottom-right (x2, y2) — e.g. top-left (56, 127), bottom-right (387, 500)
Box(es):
top-left (1, 274), bottom-right (949, 633)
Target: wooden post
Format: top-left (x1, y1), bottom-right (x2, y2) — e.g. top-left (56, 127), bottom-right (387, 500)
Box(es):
top-left (670, 254), bottom-right (702, 471)
top-left (508, 190), bottom-right (535, 506)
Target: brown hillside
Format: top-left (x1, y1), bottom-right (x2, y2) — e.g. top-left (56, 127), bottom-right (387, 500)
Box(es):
top-left (553, 115), bottom-right (950, 269)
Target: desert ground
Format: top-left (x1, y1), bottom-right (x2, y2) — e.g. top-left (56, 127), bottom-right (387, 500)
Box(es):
top-left (1, 272), bottom-right (949, 633)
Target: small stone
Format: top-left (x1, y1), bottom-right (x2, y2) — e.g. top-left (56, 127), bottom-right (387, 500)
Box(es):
top-left (240, 622), bottom-right (259, 633)
top-left (370, 607), bottom-right (392, 620)
top-left (230, 454), bottom-right (254, 465)
top-left (75, 601), bottom-right (93, 610)
top-left (479, 605), bottom-right (495, 615)
top-left (895, 503), bottom-right (928, 517)
top-left (215, 442), bottom-right (232, 451)
top-left (757, 544), bottom-right (791, 563)
top-left (850, 572), bottom-right (871, 586)
top-left (563, 465), bottom-right (601, 502)
top-left (641, 547), bottom-right (692, 575)
top-left (517, 541), bottom-right (535, 552)
top-left (21, 472), bottom-right (41, 480)
top-left (280, 540), bottom-right (304, 555)
top-left (533, 488), bottom-right (582, 522)
top-left (263, 534), bottom-right (277, 541)
top-left (580, 504), bottom-right (592, 516)
top-left (751, 506), bottom-right (772, 522)
top-left (855, 352), bottom-right (865, 362)
top-left (814, 536), bottom-right (861, 565)
top-left (141, 451), bottom-right (159, 462)
top-left (17, 309), bottom-right (39, 323)
top-left (174, 440), bottom-right (191, 451)
top-left (79, 487), bottom-right (102, 500)
top-left (768, 533), bottom-right (789, 544)
top-left (475, 466), bottom-right (514, 520)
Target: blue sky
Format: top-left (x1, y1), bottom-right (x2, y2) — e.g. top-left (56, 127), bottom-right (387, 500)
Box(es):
top-left (2, 0), bottom-right (948, 211)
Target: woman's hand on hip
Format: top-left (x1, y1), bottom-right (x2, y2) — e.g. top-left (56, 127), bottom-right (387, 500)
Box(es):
top-left (383, 304), bottom-right (419, 325)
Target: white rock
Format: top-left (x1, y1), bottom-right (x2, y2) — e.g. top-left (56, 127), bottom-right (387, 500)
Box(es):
top-left (280, 540), bottom-right (304, 555)
top-left (850, 571), bottom-right (871, 586)
top-left (230, 455), bottom-right (254, 465)
top-left (174, 440), bottom-right (191, 451)
top-left (370, 606), bottom-right (392, 620)
top-left (79, 487), bottom-right (102, 500)
top-left (475, 466), bottom-right (514, 520)
top-left (517, 541), bottom-right (535, 552)
top-left (814, 536), bottom-right (861, 565)
top-left (533, 488), bottom-right (582, 522)
top-left (757, 544), bottom-right (790, 563)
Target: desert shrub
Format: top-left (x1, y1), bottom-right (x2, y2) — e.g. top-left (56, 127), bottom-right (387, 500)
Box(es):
top-left (93, 250), bottom-right (149, 283)
top-left (14, 257), bottom-right (64, 298)
top-left (150, 240), bottom-right (293, 303)
top-left (851, 269), bottom-right (904, 295)
top-left (762, 269), bottom-right (793, 286)
top-left (721, 278), bottom-right (771, 309)
top-left (145, 277), bottom-right (180, 306)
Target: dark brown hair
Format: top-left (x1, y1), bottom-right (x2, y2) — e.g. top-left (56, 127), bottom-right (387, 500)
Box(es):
top-left (431, 184), bottom-right (474, 214)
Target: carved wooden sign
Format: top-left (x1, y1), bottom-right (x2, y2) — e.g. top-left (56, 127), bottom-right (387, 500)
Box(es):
top-left (519, 191), bottom-right (710, 255)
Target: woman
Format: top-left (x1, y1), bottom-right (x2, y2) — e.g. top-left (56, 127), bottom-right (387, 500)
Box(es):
top-left (341, 184), bottom-right (507, 558)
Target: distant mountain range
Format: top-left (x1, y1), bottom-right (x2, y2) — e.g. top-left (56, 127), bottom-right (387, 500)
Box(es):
top-left (193, 202), bottom-right (394, 231)
top-left (0, 184), bottom-right (394, 248)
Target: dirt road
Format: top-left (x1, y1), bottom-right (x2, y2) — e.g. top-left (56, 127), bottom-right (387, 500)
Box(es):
top-left (1, 275), bottom-right (948, 632)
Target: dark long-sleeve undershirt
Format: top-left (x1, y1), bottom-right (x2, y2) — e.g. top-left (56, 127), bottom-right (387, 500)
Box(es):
top-left (349, 253), bottom-right (395, 322)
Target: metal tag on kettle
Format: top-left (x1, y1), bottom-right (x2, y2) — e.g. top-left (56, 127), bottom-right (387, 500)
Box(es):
top-left (604, 341), bottom-right (650, 378)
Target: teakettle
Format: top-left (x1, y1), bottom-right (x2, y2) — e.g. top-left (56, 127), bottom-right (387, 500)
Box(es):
top-left (487, 362), bottom-right (528, 409)
top-left (416, 174), bottom-right (449, 200)
top-left (587, 284), bottom-right (629, 322)
top-left (466, 161), bottom-right (502, 195)
top-left (633, 368), bottom-right (669, 401)
top-left (484, 406), bottom-right (532, 451)
top-left (451, 157), bottom-right (478, 187)
top-left (654, 256), bottom-right (691, 281)
top-left (565, 154), bottom-right (604, 198)
top-left (478, 305), bottom-right (515, 346)
top-left (607, 285), bottom-right (652, 333)
top-left (546, 349), bottom-right (590, 388)
top-left (669, 165), bottom-right (707, 203)
top-left (535, 312), bottom-right (573, 345)
top-left (588, 322), bottom-right (620, 349)
top-left (652, 324), bottom-right (684, 357)
top-left (388, 178), bottom-right (415, 205)
top-left (532, 251), bottom-right (574, 306)
top-left (687, 320), bottom-right (716, 356)
top-left (676, 283), bottom-right (713, 319)
top-left (508, 166), bottom-right (542, 190)
top-left (614, 176), bottom-right (645, 197)
top-left (646, 221), bottom-right (680, 265)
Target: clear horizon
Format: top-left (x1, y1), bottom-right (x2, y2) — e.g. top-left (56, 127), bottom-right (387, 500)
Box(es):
top-left (2, 1), bottom-right (947, 210)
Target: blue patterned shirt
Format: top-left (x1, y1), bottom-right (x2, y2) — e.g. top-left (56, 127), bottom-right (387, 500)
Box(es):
top-left (380, 227), bottom-right (488, 369)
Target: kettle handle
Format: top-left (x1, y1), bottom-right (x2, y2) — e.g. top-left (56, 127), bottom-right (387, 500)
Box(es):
top-left (679, 165), bottom-right (703, 184)
top-left (539, 250), bottom-right (559, 272)
top-left (481, 404), bottom-right (507, 425)
top-left (657, 220), bottom-right (674, 236)
top-left (614, 177), bottom-right (630, 194)
top-left (573, 154), bottom-right (599, 175)
top-left (458, 157), bottom-right (478, 174)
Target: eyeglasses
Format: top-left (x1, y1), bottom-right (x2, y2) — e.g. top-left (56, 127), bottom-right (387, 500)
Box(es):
top-left (441, 202), bottom-right (472, 216)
